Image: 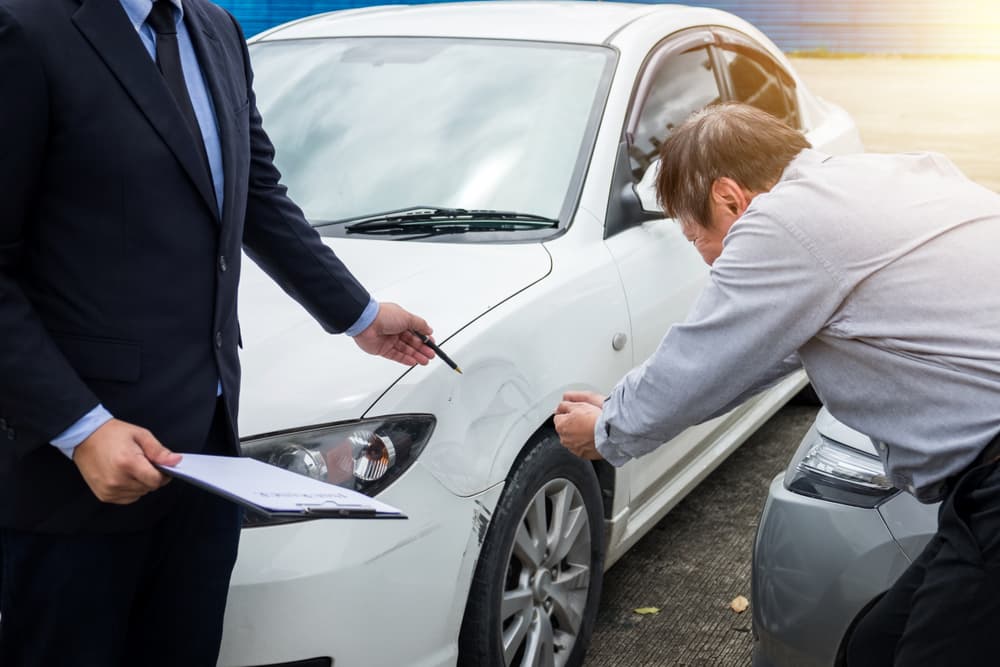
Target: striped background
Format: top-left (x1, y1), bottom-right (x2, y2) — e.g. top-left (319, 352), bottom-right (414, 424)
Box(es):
top-left (218, 0), bottom-right (1000, 55)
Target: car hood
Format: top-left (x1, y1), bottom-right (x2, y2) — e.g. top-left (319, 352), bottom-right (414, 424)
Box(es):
top-left (236, 237), bottom-right (552, 437)
top-left (814, 407), bottom-right (878, 457)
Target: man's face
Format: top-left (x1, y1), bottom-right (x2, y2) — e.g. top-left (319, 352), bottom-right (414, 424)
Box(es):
top-left (678, 177), bottom-right (762, 266)
top-left (679, 218), bottom-right (728, 265)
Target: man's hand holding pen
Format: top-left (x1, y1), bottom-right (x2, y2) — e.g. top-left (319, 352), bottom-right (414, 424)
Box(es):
top-left (353, 302), bottom-right (437, 366)
top-left (354, 302), bottom-right (463, 374)
top-left (554, 391), bottom-right (606, 461)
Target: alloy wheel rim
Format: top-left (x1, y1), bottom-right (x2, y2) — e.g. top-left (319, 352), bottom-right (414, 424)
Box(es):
top-left (499, 478), bottom-right (592, 667)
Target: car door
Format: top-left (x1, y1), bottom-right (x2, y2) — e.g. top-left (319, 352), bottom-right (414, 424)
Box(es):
top-left (603, 30), bottom-right (750, 523)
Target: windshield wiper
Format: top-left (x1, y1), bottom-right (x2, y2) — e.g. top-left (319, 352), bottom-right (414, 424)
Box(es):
top-left (337, 207), bottom-right (559, 235)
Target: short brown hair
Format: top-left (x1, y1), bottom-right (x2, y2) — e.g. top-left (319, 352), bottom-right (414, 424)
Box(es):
top-left (655, 103), bottom-right (810, 227)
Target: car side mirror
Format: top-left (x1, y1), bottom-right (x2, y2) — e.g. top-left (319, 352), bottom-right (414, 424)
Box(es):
top-left (635, 159), bottom-right (661, 214)
top-left (604, 142), bottom-right (664, 238)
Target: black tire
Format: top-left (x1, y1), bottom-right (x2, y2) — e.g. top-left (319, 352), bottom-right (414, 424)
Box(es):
top-left (458, 432), bottom-right (605, 667)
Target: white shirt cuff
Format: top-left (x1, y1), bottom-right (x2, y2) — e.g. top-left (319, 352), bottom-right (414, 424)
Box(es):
top-left (344, 299), bottom-right (380, 337)
top-left (50, 404), bottom-right (114, 459)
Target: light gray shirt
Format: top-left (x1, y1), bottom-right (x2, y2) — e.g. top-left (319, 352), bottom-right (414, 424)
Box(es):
top-left (596, 148), bottom-right (1000, 502)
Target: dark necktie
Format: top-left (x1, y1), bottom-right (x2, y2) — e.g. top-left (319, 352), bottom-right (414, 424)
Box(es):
top-left (146, 0), bottom-right (212, 180)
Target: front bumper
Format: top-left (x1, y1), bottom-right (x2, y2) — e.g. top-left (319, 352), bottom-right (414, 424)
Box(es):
top-left (750, 474), bottom-right (912, 667)
top-left (218, 463), bottom-right (503, 667)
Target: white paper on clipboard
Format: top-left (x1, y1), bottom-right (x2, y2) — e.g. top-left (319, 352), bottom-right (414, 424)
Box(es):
top-left (156, 454), bottom-right (405, 519)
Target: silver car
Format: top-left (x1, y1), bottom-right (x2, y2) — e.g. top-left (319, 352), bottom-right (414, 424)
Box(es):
top-left (751, 407), bottom-right (938, 667)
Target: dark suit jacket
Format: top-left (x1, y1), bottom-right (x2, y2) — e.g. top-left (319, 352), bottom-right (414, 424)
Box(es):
top-left (0, 0), bottom-right (371, 533)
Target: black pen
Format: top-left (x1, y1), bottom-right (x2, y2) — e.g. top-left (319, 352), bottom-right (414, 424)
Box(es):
top-left (412, 330), bottom-right (462, 374)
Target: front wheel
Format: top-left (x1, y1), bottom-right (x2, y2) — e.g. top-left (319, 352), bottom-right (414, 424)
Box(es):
top-left (458, 432), bottom-right (605, 667)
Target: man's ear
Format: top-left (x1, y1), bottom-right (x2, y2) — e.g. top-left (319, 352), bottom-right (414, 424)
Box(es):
top-left (710, 177), bottom-right (752, 218)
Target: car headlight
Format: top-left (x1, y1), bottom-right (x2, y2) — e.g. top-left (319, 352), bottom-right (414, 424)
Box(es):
top-left (240, 414), bottom-right (435, 526)
top-left (785, 431), bottom-right (898, 508)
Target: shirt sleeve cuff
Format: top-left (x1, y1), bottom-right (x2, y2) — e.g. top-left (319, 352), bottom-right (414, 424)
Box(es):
top-left (50, 404), bottom-right (114, 459)
top-left (344, 299), bottom-right (380, 337)
top-left (594, 409), bottom-right (633, 467)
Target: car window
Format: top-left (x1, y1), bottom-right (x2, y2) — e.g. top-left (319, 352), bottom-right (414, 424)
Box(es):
top-left (629, 46), bottom-right (721, 180)
top-left (717, 46), bottom-right (800, 128)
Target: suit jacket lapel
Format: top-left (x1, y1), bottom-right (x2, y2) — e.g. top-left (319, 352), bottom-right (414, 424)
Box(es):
top-left (184, 2), bottom-right (237, 227)
top-left (72, 0), bottom-right (219, 219)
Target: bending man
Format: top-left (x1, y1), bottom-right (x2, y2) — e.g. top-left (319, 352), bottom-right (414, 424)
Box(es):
top-left (555, 103), bottom-right (1000, 665)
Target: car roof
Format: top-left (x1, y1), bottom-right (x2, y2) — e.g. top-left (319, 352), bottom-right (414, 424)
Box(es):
top-left (252, 1), bottom-right (726, 46)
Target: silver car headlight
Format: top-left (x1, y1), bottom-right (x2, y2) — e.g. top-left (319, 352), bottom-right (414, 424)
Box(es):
top-left (785, 431), bottom-right (898, 508)
top-left (240, 414), bottom-right (435, 526)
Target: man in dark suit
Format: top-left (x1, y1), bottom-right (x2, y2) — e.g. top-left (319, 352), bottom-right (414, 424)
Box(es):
top-left (0, 0), bottom-right (435, 664)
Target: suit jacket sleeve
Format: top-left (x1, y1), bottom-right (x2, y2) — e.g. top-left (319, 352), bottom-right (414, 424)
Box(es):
top-left (231, 15), bottom-right (372, 334)
top-left (0, 8), bottom-right (101, 454)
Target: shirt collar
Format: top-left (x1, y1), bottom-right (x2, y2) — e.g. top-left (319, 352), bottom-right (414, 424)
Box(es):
top-left (119, 0), bottom-right (184, 32)
top-left (780, 147), bottom-right (831, 184)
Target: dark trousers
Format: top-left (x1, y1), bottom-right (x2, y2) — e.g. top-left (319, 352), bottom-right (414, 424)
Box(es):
top-left (846, 459), bottom-right (1000, 666)
top-left (0, 403), bottom-right (242, 667)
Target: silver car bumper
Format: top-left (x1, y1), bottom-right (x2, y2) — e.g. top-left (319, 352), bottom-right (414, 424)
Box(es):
top-left (751, 474), bottom-right (914, 667)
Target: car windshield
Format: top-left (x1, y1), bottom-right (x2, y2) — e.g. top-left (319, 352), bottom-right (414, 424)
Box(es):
top-left (249, 37), bottom-right (615, 236)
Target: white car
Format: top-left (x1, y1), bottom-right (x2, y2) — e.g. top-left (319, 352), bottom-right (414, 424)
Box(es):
top-left (220, 3), bottom-right (863, 666)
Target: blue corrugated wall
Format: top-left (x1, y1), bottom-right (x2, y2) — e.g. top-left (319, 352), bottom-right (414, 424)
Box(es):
top-left (217, 0), bottom-right (1000, 55)
top-left (219, 0), bottom-right (444, 38)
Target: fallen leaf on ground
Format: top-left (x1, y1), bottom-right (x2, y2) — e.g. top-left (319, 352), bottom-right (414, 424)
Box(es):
top-left (633, 607), bottom-right (661, 615)
top-left (730, 596), bottom-right (749, 613)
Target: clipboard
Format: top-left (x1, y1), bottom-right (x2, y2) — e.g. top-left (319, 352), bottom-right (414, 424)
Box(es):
top-left (156, 454), bottom-right (406, 519)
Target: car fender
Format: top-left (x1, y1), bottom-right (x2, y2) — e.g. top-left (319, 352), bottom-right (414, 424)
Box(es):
top-left (363, 239), bottom-right (634, 498)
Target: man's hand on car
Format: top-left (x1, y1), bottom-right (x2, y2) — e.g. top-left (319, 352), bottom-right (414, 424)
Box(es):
top-left (554, 394), bottom-right (605, 460)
